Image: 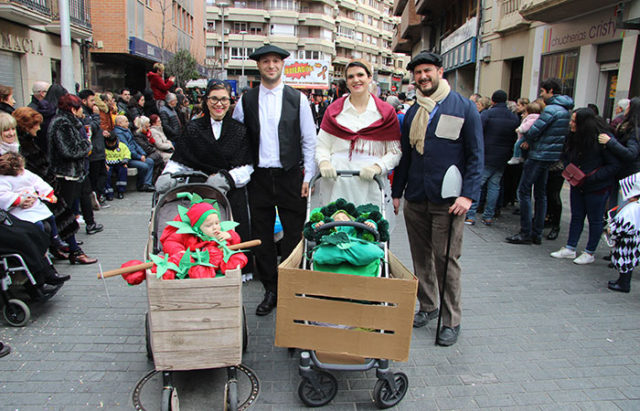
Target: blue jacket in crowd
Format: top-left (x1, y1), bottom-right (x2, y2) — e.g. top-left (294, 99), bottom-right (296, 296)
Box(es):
top-left (524, 94), bottom-right (574, 162)
top-left (113, 125), bottom-right (146, 161)
top-left (392, 91), bottom-right (484, 203)
top-left (480, 102), bottom-right (520, 168)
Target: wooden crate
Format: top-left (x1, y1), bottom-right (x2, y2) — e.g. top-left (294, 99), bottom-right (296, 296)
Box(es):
top-left (275, 241), bottom-right (418, 362)
top-left (146, 267), bottom-right (243, 371)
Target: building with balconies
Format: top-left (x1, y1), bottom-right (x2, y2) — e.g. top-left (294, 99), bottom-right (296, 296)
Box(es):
top-left (392, 0), bottom-right (480, 96)
top-left (480, 0), bottom-right (639, 121)
top-left (205, 0), bottom-right (408, 94)
top-left (0, 0), bottom-right (91, 105)
top-left (89, 0), bottom-right (207, 92)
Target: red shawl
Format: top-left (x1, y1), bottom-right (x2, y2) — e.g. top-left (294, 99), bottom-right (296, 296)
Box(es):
top-left (320, 94), bottom-right (400, 146)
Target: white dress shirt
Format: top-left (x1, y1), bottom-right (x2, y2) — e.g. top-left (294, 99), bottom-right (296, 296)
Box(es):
top-left (233, 83), bottom-right (317, 182)
top-left (210, 118), bottom-right (223, 140)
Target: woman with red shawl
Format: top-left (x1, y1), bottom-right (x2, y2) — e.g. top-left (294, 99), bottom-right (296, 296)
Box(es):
top-left (316, 59), bottom-right (401, 210)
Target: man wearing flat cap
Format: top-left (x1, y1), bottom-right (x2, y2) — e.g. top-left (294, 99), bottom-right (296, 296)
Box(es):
top-left (233, 44), bottom-right (317, 316)
top-left (391, 51), bottom-right (483, 346)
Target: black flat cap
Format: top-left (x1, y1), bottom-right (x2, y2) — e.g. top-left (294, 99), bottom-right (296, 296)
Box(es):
top-left (249, 45), bottom-right (290, 61)
top-left (406, 51), bottom-right (443, 71)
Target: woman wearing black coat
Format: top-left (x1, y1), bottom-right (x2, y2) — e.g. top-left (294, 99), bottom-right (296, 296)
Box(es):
top-left (598, 96), bottom-right (640, 207)
top-left (550, 108), bottom-right (620, 264)
top-left (160, 80), bottom-right (254, 275)
top-left (47, 94), bottom-right (98, 264)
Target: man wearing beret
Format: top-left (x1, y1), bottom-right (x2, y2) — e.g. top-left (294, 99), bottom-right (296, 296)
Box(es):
top-left (233, 44), bottom-right (317, 316)
top-left (391, 51), bottom-right (483, 346)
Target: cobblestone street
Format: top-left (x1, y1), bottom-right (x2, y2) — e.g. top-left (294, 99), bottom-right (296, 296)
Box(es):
top-left (1, 189), bottom-right (640, 410)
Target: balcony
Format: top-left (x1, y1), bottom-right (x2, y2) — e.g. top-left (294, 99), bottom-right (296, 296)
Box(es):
top-left (0, 0), bottom-right (52, 26)
top-left (416, 0), bottom-right (448, 16)
top-left (46, 0), bottom-right (91, 39)
top-left (399, 0), bottom-right (422, 39)
top-left (495, 0), bottom-right (530, 33)
top-left (392, 0), bottom-right (407, 16)
top-left (519, 0), bottom-right (620, 23)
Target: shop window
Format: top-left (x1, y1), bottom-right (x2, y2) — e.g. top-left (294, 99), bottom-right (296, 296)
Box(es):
top-left (540, 50), bottom-right (579, 99)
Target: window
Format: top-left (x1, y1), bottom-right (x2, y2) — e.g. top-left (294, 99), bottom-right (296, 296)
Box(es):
top-left (249, 25), bottom-right (263, 35)
top-left (355, 31), bottom-right (363, 41)
top-left (354, 12), bottom-right (364, 22)
top-left (383, 22), bottom-right (393, 32)
top-left (353, 50), bottom-right (362, 58)
top-left (270, 24), bottom-right (296, 36)
top-left (269, 0), bottom-right (297, 11)
top-left (231, 47), bottom-right (256, 58)
top-left (234, 22), bottom-right (248, 33)
top-left (207, 21), bottom-right (216, 32)
top-left (371, 55), bottom-right (377, 64)
top-left (383, 57), bottom-right (393, 66)
top-left (540, 50), bottom-right (579, 99)
top-left (206, 46), bottom-right (215, 57)
top-left (367, 15), bottom-right (373, 26)
top-left (234, 0), bottom-right (263, 7)
top-left (321, 28), bottom-right (333, 40)
top-left (337, 26), bottom-right (354, 39)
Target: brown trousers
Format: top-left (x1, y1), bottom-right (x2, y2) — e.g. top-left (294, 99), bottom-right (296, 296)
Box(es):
top-left (403, 199), bottom-right (464, 328)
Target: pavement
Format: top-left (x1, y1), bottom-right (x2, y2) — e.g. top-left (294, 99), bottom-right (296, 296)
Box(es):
top-left (1, 188), bottom-right (640, 410)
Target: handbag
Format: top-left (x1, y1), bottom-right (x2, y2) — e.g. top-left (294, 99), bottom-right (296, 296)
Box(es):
top-left (562, 163), bottom-right (597, 187)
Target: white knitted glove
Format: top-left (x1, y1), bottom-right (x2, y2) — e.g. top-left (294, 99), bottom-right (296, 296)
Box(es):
top-left (319, 160), bottom-right (337, 179)
top-left (359, 164), bottom-right (382, 181)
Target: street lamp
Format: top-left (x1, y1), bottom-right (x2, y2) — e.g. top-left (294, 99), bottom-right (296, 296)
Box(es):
top-left (240, 30), bottom-right (248, 86)
top-left (218, 1), bottom-right (229, 75)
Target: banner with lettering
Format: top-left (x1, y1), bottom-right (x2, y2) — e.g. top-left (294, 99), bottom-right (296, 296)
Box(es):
top-left (542, 8), bottom-right (625, 53)
top-left (282, 59), bottom-right (330, 90)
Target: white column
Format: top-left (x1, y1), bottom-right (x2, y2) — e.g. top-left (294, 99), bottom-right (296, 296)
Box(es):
top-left (527, 25), bottom-right (545, 101)
top-left (59, 0), bottom-right (75, 92)
top-left (616, 32), bottom-right (638, 101)
top-left (574, 44), bottom-right (598, 108)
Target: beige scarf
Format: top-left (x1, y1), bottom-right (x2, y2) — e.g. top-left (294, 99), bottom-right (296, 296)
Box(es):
top-left (409, 79), bottom-right (451, 154)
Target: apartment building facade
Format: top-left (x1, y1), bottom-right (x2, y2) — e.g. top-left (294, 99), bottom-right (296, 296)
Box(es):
top-left (394, 0), bottom-right (640, 121)
top-left (205, 0), bottom-right (408, 92)
top-left (89, 0), bottom-right (207, 92)
top-left (0, 0), bottom-right (91, 105)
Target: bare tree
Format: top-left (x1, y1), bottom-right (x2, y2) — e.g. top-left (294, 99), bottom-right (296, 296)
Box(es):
top-left (146, 0), bottom-right (173, 63)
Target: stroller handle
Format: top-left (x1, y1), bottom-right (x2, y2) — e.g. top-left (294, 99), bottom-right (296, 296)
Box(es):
top-left (309, 171), bottom-right (385, 192)
top-left (170, 170), bottom-right (210, 181)
top-left (313, 220), bottom-right (380, 242)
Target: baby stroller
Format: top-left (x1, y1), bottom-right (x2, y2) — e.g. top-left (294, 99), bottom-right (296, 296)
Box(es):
top-left (276, 171), bottom-right (418, 409)
top-left (143, 171), bottom-right (250, 411)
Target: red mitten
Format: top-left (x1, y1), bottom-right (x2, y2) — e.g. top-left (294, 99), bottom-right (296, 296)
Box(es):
top-left (219, 252), bottom-right (248, 274)
top-left (120, 260), bottom-right (146, 285)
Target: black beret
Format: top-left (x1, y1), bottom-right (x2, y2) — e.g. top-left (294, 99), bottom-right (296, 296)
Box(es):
top-left (249, 45), bottom-right (290, 61)
top-left (311, 89), bottom-right (324, 96)
top-left (406, 51), bottom-right (443, 71)
top-left (491, 90), bottom-right (508, 103)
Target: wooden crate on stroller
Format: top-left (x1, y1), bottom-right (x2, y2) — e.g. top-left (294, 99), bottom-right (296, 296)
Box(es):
top-left (275, 241), bottom-right (417, 362)
top-left (145, 266), bottom-right (242, 371)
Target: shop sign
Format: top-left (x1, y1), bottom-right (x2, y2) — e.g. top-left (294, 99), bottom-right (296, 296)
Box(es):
top-left (282, 59), bottom-right (330, 89)
top-left (441, 17), bottom-right (477, 53)
top-left (0, 32), bottom-right (44, 55)
top-left (542, 8), bottom-right (625, 53)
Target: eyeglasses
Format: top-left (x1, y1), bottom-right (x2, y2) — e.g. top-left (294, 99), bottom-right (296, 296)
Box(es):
top-left (207, 96), bottom-right (230, 105)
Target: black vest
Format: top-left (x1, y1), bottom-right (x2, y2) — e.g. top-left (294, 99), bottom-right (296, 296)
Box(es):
top-left (242, 85), bottom-right (302, 170)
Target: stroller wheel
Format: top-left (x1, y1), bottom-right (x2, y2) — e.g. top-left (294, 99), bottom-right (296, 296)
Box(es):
top-left (2, 299), bottom-right (30, 327)
top-left (161, 387), bottom-right (178, 411)
top-left (145, 312), bottom-right (153, 360)
top-left (372, 372), bottom-right (408, 409)
top-left (298, 370), bottom-right (338, 407)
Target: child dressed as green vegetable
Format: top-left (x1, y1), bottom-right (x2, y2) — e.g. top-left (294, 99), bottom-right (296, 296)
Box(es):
top-left (303, 198), bottom-right (388, 277)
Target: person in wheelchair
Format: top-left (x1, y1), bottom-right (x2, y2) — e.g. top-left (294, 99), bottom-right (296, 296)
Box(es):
top-left (0, 209), bottom-right (69, 301)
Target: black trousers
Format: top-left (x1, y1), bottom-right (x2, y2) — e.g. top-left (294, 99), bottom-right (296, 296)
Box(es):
top-left (248, 167), bottom-right (306, 293)
top-left (57, 177), bottom-right (95, 226)
top-left (546, 169), bottom-right (564, 228)
top-left (88, 160), bottom-right (107, 196)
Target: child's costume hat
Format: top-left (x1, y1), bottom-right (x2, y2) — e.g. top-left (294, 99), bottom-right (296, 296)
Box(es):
top-left (620, 172), bottom-right (640, 201)
top-left (187, 202), bottom-right (220, 231)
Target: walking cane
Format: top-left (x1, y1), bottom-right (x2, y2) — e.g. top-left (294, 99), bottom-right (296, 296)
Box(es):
top-left (434, 165), bottom-right (463, 345)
